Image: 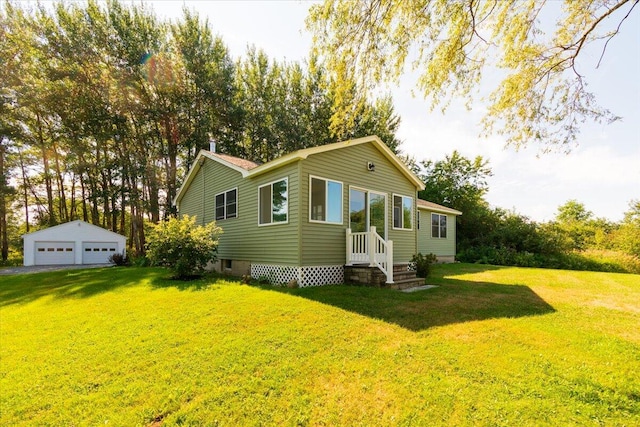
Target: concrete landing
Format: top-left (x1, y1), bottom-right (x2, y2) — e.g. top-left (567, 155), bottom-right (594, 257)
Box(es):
top-left (400, 285), bottom-right (439, 293)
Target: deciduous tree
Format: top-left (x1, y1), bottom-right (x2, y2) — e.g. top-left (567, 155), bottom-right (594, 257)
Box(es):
top-left (307, 0), bottom-right (638, 151)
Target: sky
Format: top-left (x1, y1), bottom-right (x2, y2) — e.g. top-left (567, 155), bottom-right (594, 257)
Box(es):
top-left (34, 0), bottom-right (640, 222)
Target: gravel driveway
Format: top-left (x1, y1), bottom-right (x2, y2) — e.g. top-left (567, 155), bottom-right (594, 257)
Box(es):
top-left (0, 264), bottom-right (110, 276)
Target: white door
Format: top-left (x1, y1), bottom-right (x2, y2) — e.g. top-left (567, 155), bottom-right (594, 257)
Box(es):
top-left (34, 241), bottom-right (75, 265)
top-left (82, 242), bottom-right (118, 264)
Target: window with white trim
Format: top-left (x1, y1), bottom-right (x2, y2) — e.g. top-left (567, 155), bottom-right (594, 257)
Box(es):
top-left (393, 195), bottom-right (413, 230)
top-left (431, 213), bottom-right (447, 238)
top-left (215, 188), bottom-right (237, 220)
top-left (310, 176), bottom-right (343, 224)
top-left (259, 178), bottom-right (288, 225)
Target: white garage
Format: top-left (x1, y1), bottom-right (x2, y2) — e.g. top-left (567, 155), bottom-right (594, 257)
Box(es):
top-left (23, 220), bottom-right (127, 266)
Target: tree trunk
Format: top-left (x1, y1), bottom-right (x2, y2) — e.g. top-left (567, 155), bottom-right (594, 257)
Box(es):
top-left (164, 116), bottom-right (178, 218)
top-left (79, 172), bottom-right (88, 222)
top-left (17, 148), bottom-right (30, 232)
top-left (69, 174), bottom-right (77, 220)
top-left (52, 142), bottom-right (69, 222)
top-left (0, 141), bottom-right (8, 261)
top-left (36, 113), bottom-right (55, 225)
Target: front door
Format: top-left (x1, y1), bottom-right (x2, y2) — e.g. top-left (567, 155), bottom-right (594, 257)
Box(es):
top-left (349, 188), bottom-right (387, 239)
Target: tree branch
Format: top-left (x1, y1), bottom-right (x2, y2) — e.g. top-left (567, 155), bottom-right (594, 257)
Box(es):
top-left (597, 0), bottom-right (638, 68)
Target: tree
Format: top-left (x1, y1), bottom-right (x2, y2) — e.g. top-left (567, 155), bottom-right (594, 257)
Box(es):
top-left (613, 199), bottom-right (640, 256)
top-left (146, 215), bottom-right (222, 279)
top-left (417, 151), bottom-right (492, 251)
top-left (418, 150), bottom-right (491, 209)
top-left (556, 200), bottom-right (593, 223)
top-left (307, 0), bottom-right (638, 151)
top-left (553, 200), bottom-right (612, 250)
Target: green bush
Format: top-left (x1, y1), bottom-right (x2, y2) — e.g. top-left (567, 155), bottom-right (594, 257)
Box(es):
top-left (0, 249), bottom-right (23, 267)
top-left (411, 253), bottom-right (437, 278)
top-left (457, 246), bottom-right (640, 274)
top-left (129, 254), bottom-right (150, 267)
top-left (146, 215), bottom-right (222, 279)
top-left (108, 253), bottom-right (129, 266)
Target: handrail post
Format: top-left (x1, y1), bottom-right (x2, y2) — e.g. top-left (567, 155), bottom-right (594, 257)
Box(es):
top-left (346, 228), bottom-right (352, 265)
top-left (368, 226), bottom-right (377, 267)
top-left (386, 240), bottom-right (394, 284)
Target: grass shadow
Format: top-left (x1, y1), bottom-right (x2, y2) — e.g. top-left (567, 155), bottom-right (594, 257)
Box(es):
top-left (0, 267), bottom-right (236, 307)
top-left (148, 271), bottom-right (235, 291)
top-left (273, 275), bottom-right (555, 332)
top-left (0, 267), bottom-right (167, 307)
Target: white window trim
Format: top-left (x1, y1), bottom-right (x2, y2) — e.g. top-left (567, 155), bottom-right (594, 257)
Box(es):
top-left (258, 177), bottom-right (289, 227)
top-left (309, 175), bottom-right (344, 225)
top-left (392, 193), bottom-right (414, 231)
top-left (214, 187), bottom-right (238, 221)
top-left (431, 213), bottom-right (448, 239)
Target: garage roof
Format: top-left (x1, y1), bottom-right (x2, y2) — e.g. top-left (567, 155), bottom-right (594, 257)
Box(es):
top-left (22, 220), bottom-right (127, 240)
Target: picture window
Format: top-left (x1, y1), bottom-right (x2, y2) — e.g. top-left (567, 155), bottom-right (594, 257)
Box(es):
top-left (310, 177), bottom-right (342, 224)
top-left (259, 178), bottom-right (288, 225)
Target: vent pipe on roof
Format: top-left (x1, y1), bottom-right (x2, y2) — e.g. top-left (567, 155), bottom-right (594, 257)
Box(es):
top-left (209, 140), bottom-right (216, 153)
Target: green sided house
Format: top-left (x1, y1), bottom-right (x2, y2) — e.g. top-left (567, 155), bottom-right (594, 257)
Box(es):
top-left (173, 135), bottom-right (461, 287)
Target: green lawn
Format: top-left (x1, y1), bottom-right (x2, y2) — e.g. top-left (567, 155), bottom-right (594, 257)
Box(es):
top-left (1, 264), bottom-right (638, 426)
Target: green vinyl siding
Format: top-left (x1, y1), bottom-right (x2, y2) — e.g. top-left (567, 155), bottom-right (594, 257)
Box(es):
top-left (178, 163), bottom-right (207, 225)
top-left (246, 164), bottom-right (300, 265)
top-left (417, 210), bottom-right (456, 257)
top-left (299, 143), bottom-right (418, 265)
top-left (178, 158), bottom-right (300, 266)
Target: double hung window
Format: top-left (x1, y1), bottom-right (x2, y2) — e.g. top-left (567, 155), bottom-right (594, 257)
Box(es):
top-left (431, 213), bottom-right (447, 238)
top-left (215, 189), bottom-right (237, 220)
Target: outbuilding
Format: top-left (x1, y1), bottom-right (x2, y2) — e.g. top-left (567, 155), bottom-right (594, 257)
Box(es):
top-left (22, 220), bottom-right (127, 266)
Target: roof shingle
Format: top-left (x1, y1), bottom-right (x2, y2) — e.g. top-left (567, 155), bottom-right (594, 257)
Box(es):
top-left (207, 151), bottom-right (260, 171)
top-left (416, 199), bottom-right (462, 215)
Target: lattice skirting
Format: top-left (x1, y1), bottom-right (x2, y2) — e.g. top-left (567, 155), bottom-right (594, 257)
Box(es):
top-left (299, 265), bottom-right (344, 287)
top-left (250, 264), bottom-right (344, 287)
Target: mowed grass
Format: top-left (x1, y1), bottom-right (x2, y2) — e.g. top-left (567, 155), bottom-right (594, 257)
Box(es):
top-left (1, 265), bottom-right (639, 426)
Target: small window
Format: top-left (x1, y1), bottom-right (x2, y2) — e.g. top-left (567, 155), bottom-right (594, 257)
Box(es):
top-left (85, 248), bottom-right (91, 252)
top-left (102, 248), bottom-right (108, 251)
top-left (47, 248), bottom-right (54, 252)
top-left (310, 177), bottom-right (343, 224)
top-left (215, 188), bottom-right (238, 220)
top-left (393, 195), bottom-right (413, 230)
top-left (223, 259), bottom-right (232, 270)
top-left (56, 248), bottom-right (64, 252)
top-left (109, 248), bottom-right (116, 252)
top-left (93, 248), bottom-right (100, 252)
top-left (258, 178), bottom-right (288, 225)
top-left (66, 248), bottom-right (73, 252)
top-left (38, 248), bottom-right (45, 252)
top-left (431, 213), bottom-right (447, 238)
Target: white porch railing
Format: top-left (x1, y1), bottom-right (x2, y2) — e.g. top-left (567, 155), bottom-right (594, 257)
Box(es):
top-left (345, 226), bottom-right (394, 284)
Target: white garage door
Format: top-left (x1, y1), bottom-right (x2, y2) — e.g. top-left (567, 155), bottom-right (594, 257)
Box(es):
top-left (35, 241), bottom-right (75, 265)
top-left (82, 242), bottom-right (118, 264)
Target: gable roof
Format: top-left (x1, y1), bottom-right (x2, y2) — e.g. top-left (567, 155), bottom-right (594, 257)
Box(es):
top-left (174, 135), bottom-right (425, 206)
top-left (416, 199), bottom-right (462, 215)
top-left (22, 220), bottom-right (127, 239)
